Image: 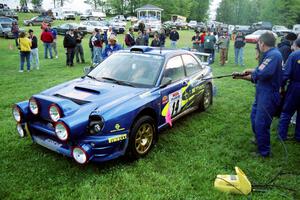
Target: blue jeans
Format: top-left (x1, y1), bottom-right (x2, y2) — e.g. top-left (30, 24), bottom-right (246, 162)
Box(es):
top-left (170, 41), bottom-right (177, 49)
top-left (93, 47), bottom-right (102, 64)
top-left (43, 43), bottom-right (53, 59)
top-left (30, 48), bottom-right (39, 68)
top-left (20, 51), bottom-right (31, 71)
top-left (234, 47), bottom-right (244, 65)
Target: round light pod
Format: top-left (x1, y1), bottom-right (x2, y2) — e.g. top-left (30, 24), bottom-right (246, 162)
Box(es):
top-left (29, 98), bottom-right (39, 115)
top-left (72, 147), bottom-right (88, 164)
top-left (55, 122), bottom-right (69, 141)
top-left (16, 123), bottom-right (26, 138)
top-left (49, 104), bottom-right (61, 122)
top-left (12, 106), bottom-right (22, 122)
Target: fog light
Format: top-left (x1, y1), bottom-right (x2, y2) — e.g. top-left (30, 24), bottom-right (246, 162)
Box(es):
top-left (72, 147), bottom-right (88, 164)
top-left (55, 122), bottom-right (69, 141)
top-left (49, 104), bottom-right (61, 122)
top-left (17, 123), bottom-right (25, 138)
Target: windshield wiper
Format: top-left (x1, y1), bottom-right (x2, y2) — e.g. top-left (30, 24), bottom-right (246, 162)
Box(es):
top-left (101, 77), bottom-right (135, 87)
top-left (85, 75), bottom-right (101, 82)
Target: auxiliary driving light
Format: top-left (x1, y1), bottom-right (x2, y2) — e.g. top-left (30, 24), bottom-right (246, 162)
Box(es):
top-left (29, 98), bottom-right (39, 115)
top-left (49, 104), bottom-right (61, 122)
top-left (55, 122), bottom-right (69, 141)
top-left (72, 146), bottom-right (91, 164)
top-left (16, 123), bottom-right (25, 138)
top-left (12, 106), bottom-right (22, 122)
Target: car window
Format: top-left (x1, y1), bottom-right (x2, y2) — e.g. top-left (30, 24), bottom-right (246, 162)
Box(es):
top-left (164, 56), bottom-right (185, 82)
top-left (181, 54), bottom-right (201, 76)
top-left (60, 24), bottom-right (69, 29)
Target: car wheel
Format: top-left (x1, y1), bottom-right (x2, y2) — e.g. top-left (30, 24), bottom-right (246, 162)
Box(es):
top-left (127, 116), bottom-right (156, 159)
top-left (199, 84), bottom-right (212, 111)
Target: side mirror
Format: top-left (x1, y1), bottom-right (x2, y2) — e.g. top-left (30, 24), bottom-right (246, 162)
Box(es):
top-left (160, 77), bottom-right (172, 88)
top-left (83, 66), bottom-right (94, 75)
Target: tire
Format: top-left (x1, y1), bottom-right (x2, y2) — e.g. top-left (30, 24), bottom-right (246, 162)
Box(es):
top-left (127, 116), bottom-right (156, 159)
top-left (199, 84), bottom-right (212, 111)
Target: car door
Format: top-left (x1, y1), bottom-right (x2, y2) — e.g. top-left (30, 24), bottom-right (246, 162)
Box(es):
top-left (181, 54), bottom-right (206, 108)
top-left (160, 55), bottom-right (188, 123)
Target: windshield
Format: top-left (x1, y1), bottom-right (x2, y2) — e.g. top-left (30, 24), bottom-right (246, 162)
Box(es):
top-left (274, 26), bottom-right (287, 30)
top-left (1, 23), bottom-right (11, 28)
top-left (89, 53), bottom-right (164, 87)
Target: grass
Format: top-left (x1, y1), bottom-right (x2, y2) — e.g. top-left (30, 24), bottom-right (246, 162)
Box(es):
top-left (0, 13), bottom-right (300, 200)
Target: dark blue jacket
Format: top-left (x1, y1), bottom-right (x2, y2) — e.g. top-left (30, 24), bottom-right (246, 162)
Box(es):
top-left (102, 44), bottom-right (122, 59)
top-left (170, 31), bottom-right (179, 41)
top-left (277, 40), bottom-right (292, 64)
top-left (251, 48), bottom-right (283, 92)
top-left (282, 50), bottom-right (300, 87)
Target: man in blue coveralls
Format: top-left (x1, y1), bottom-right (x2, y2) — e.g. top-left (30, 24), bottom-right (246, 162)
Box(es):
top-left (233, 32), bottom-right (283, 157)
top-left (278, 38), bottom-right (300, 141)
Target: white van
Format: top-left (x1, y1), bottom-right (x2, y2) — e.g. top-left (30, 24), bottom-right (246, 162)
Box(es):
top-left (293, 24), bottom-right (300, 35)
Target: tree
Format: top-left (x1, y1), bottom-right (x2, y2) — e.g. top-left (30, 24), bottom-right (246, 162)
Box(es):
top-left (31, 0), bottom-right (43, 6)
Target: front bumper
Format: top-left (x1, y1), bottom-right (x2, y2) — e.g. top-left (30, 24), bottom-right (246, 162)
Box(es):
top-left (26, 121), bottom-right (129, 163)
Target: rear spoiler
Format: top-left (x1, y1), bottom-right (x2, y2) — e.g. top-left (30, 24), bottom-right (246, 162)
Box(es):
top-left (190, 51), bottom-right (211, 66)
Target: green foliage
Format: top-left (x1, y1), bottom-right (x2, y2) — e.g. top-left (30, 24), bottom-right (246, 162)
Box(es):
top-left (31, 0), bottom-right (43, 6)
top-left (1, 13), bottom-right (300, 200)
top-left (216, 0), bottom-right (300, 27)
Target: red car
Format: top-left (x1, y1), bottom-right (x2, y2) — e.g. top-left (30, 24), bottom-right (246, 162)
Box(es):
top-left (245, 30), bottom-right (277, 43)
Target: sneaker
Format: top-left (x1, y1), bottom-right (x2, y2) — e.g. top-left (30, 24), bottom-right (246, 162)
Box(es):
top-left (36, 66), bottom-right (40, 70)
top-left (55, 56), bottom-right (58, 59)
top-left (27, 70), bottom-right (30, 72)
top-left (18, 70), bottom-right (24, 72)
top-left (250, 137), bottom-right (257, 145)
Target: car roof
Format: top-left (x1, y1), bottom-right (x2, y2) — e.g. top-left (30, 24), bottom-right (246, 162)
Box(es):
top-left (119, 46), bottom-right (191, 57)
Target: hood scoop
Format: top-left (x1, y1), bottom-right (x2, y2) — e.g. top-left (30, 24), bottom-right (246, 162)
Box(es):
top-left (74, 86), bottom-right (101, 94)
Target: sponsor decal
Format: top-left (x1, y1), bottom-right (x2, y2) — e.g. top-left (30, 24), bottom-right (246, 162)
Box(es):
top-left (110, 123), bottom-right (125, 133)
top-left (162, 95), bottom-right (168, 104)
top-left (169, 90), bottom-right (182, 117)
top-left (258, 58), bottom-right (271, 70)
top-left (108, 134), bottom-right (127, 143)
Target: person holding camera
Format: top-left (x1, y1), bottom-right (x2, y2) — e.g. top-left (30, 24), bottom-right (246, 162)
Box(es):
top-left (216, 32), bottom-right (229, 66)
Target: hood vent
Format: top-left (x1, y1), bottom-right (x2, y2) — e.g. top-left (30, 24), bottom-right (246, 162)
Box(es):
top-left (54, 94), bottom-right (90, 105)
top-left (74, 86), bottom-right (100, 94)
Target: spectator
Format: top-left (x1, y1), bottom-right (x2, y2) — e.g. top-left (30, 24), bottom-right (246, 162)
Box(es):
top-left (169, 27), bottom-right (179, 49)
top-left (277, 32), bottom-right (297, 64)
top-left (204, 31), bottom-right (216, 63)
top-left (138, 21), bottom-right (145, 33)
top-left (74, 28), bottom-right (85, 63)
top-left (107, 26), bottom-right (114, 40)
top-left (18, 31), bottom-right (32, 72)
top-left (89, 30), bottom-right (96, 61)
top-left (199, 30), bottom-right (206, 52)
top-left (125, 27), bottom-right (135, 47)
top-left (41, 20), bottom-right (48, 31)
top-left (48, 24), bottom-right (58, 59)
top-left (63, 29), bottom-right (76, 67)
top-left (225, 31), bottom-right (230, 63)
top-left (150, 33), bottom-right (161, 47)
top-left (192, 31), bottom-right (201, 51)
top-left (216, 32), bottom-right (229, 66)
top-left (234, 31), bottom-right (246, 66)
top-left (92, 28), bottom-right (104, 65)
top-left (135, 31), bottom-right (144, 45)
top-left (143, 29), bottom-right (149, 46)
top-left (40, 28), bottom-right (53, 59)
top-left (11, 22), bottom-right (19, 47)
top-left (159, 28), bottom-right (166, 47)
top-left (28, 29), bottom-right (39, 70)
top-left (102, 35), bottom-right (122, 60)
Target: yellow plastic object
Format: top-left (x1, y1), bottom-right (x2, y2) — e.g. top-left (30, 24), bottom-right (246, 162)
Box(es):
top-left (214, 167), bottom-right (252, 195)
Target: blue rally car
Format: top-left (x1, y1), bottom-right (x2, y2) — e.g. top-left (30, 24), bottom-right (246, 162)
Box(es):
top-left (12, 46), bottom-right (213, 164)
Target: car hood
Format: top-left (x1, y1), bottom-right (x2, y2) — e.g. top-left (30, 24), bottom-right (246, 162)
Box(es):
top-left (41, 77), bottom-right (150, 113)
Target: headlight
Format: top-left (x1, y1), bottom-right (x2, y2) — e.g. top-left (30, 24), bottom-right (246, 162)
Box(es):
top-left (72, 147), bottom-right (88, 164)
top-left (12, 106), bottom-right (22, 122)
top-left (55, 122), bottom-right (69, 141)
top-left (29, 98), bottom-right (39, 115)
top-left (49, 104), bottom-right (61, 122)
